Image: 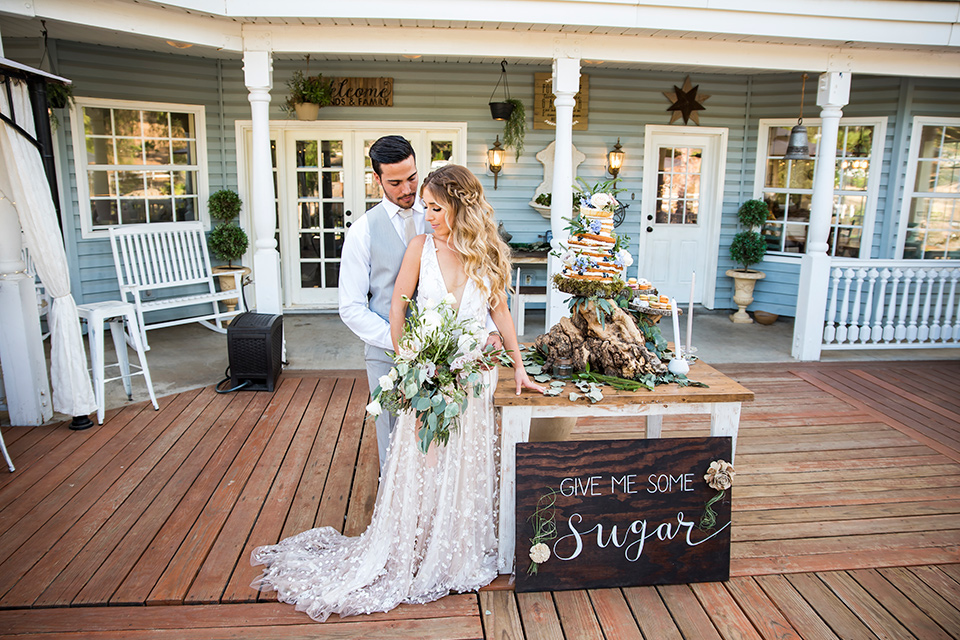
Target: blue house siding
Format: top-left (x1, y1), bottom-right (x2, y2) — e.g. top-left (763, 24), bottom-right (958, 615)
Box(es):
top-left (5, 37), bottom-right (958, 319)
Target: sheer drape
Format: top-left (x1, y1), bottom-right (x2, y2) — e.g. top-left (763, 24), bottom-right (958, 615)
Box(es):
top-left (0, 80), bottom-right (96, 417)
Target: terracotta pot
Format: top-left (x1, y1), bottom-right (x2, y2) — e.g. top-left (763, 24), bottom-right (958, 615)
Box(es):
top-left (294, 102), bottom-right (320, 121)
top-left (725, 269), bottom-right (765, 324)
top-left (212, 266), bottom-right (252, 322)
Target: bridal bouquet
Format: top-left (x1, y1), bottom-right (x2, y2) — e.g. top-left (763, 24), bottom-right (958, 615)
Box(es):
top-left (366, 294), bottom-right (507, 454)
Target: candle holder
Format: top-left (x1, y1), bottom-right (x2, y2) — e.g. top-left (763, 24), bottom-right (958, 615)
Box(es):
top-left (668, 357), bottom-right (690, 375)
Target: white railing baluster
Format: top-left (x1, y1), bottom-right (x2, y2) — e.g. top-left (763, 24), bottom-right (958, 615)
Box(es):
top-left (873, 268), bottom-right (890, 343)
top-left (836, 268), bottom-right (855, 344)
top-left (860, 268), bottom-right (878, 344)
top-left (917, 268), bottom-right (935, 343)
top-left (930, 269), bottom-right (945, 341)
top-left (824, 267), bottom-right (842, 343)
top-left (848, 268), bottom-right (866, 344)
top-left (948, 271), bottom-right (960, 342)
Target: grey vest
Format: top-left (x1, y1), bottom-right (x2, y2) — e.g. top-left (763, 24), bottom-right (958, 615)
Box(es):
top-left (366, 203), bottom-right (408, 322)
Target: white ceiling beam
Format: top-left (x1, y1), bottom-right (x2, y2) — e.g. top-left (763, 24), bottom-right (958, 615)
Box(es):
top-left (153, 0), bottom-right (960, 48)
top-left (243, 25), bottom-right (960, 78)
top-left (5, 0), bottom-right (244, 51)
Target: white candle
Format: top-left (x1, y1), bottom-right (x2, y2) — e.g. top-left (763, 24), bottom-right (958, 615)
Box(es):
top-left (686, 272), bottom-right (695, 357)
top-left (670, 298), bottom-right (682, 359)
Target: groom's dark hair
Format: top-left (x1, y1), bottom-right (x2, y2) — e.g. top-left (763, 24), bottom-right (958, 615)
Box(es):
top-left (369, 135), bottom-right (415, 176)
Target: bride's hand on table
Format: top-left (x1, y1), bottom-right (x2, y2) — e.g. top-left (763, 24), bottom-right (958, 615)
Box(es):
top-left (515, 368), bottom-right (547, 396)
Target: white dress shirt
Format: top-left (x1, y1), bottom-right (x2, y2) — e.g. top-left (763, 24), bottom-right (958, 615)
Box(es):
top-left (339, 197), bottom-right (427, 352)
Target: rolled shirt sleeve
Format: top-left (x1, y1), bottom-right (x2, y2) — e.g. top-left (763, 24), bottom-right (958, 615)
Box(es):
top-left (338, 214), bottom-right (394, 352)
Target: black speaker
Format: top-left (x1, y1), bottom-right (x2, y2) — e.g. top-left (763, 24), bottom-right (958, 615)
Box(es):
top-left (227, 312), bottom-right (283, 392)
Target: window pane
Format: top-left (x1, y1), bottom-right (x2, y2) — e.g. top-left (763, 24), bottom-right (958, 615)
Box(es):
top-left (300, 233), bottom-right (322, 260)
top-left (116, 139), bottom-right (143, 165)
top-left (767, 127), bottom-right (792, 156)
top-left (943, 127), bottom-right (960, 160)
top-left (321, 171), bottom-right (343, 199)
top-left (365, 173), bottom-right (382, 199)
top-left (765, 159), bottom-right (787, 188)
top-left (300, 202), bottom-right (320, 229)
top-left (118, 171), bottom-right (144, 196)
top-left (175, 197), bottom-right (197, 221)
top-left (324, 231), bottom-right (344, 259)
top-left (297, 141), bottom-right (318, 168)
top-left (833, 226), bottom-right (862, 258)
top-left (298, 171), bottom-right (319, 198)
top-left (788, 160), bottom-right (814, 188)
top-left (115, 110), bottom-right (141, 137)
top-left (323, 202), bottom-right (344, 229)
top-left (784, 223), bottom-right (807, 253)
top-left (838, 159), bottom-right (869, 191)
top-left (148, 198), bottom-right (173, 223)
top-left (86, 138), bottom-right (116, 165)
top-left (301, 263), bottom-right (322, 288)
top-left (142, 111), bottom-right (169, 137)
top-left (787, 193), bottom-right (812, 222)
top-left (170, 112), bottom-right (193, 138)
top-left (144, 139), bottom-right (171, 165)
top-left (936, 160), bottom-right (959, 191)
top-left (835, 195), bottom-right (866, 226)
top-left (91, 199), bottom-right (118, 226)
top-left (320, 140), bottom-right (343, 168)
top-left (88, 171), bottom-right (116, 198)
top-left (146, 171), bottom-right (171, 196)
top-left (120, 199), bottom-right (146, 225)
top-left (172, 171), bottom-right (195, 196)
top-left (172, 140), bottom-right (196, 165)
top-left (918, 126), bottom-right (944, 159)
top-left (431, 141), bottom-right (453, 168)
top-left (84, 108), bottom-right (113, 136)
top-left (324, 262), bottom-right (340, 288)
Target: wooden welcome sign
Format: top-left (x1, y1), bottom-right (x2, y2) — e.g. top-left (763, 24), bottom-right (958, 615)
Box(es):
top-left (328, 77), bottom-right (393, 107)
top-left (514, 437), bottom-right (732, 593)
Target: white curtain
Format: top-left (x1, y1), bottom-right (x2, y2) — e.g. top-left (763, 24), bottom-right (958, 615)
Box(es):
top-left (0, 80), bottom-right (96, 417)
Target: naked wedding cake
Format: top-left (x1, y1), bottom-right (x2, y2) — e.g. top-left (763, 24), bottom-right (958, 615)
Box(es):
top-left (555, 192), bottom-right (633, 296)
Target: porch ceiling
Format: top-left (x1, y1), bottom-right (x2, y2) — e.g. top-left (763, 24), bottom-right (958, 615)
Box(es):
top-left (1, 0), bottom-right (959, 77)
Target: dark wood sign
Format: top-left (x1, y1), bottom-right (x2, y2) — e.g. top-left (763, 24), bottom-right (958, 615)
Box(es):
top-left (514, 437), bottom-right (732, 593)
top-left (328, 77), bottom-right (393, 107)
top-left (533, 72), bottom-right (589, 130)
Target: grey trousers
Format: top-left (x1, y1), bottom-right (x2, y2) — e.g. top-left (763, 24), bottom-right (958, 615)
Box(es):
top-left (364, 344), bottom-right (398, 475)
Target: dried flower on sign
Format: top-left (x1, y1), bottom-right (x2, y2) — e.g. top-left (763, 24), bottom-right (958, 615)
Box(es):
top-left (700, 459), bottom-right (735, 530)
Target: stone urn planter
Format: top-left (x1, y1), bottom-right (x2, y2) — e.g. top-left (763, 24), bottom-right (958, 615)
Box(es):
top-left (725, 269), bottom-right (765, 324)
top-left (212, 265), bottom-right (252, 319)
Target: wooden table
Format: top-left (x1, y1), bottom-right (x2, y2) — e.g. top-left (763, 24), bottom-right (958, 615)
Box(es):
top-left (493, 359), bottom-right (754, 574)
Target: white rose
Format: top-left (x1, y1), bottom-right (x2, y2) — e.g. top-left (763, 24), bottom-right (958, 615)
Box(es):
top-left (366, 399), bottom-right (382, 416)
top-left (388, 368), bottom-right (399, 381)
top-left (529, 542), bottom-right (550, 564)
top-left (617, 249), bottom-right (634, 268)
top-left (443, 292), bottom-right (457, 306)
top-left (398, 337), bottom-right (422, 360)
top-left (378, 374), bottom-right (394, 390)
top-left (590, 193), bottom-right (614, 209)
top-left (422, 297), bottom-right (436, 309)
top-left (423, 361), bottom-right (437, 378)
top-left (421, 309), bottom-right (443, 334)
top-left (561, 249), bottom-right (576, 266)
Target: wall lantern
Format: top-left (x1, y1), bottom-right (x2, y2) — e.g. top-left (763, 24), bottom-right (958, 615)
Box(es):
top-left (488, 136), bottom-right (505, 189)
top-left (784, 73), bottom-right (811, 160)
top-left (607, 138), bottom-right (625, 179)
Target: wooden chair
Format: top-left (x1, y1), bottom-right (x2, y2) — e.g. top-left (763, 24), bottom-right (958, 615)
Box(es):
top-left (510, 267), bottom-right (547, 336)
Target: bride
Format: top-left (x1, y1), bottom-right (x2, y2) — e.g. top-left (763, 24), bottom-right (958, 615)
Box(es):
top-left (251, 164), bottom-right (544, 622)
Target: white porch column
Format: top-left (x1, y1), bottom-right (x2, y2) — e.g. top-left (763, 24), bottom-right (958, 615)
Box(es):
top-left (792, 72), bottom-right (850, 361)
top-left (546, 57), bottom-right (580, 330)
top-left (243, 50), bottom-right (282, 315)
top-left (0, 194), bottom-right (52, 425)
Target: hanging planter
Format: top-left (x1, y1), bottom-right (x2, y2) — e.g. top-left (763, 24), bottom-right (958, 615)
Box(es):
top-left (488, 60), bottom-right (515, 121)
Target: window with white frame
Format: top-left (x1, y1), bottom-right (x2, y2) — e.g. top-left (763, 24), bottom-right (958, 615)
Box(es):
top-left (899, 118), bottom-right (960, 260)
top-left (755, 118), bottom-right (885, 259)
top-left (72, 99), bottom-right (208, 236)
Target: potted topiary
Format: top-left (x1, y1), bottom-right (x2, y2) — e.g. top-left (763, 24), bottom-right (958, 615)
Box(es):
top-left (725, 198), bottom-right (769, 323)
top-left (207, 189), bottom-right (250, 318)
top-left (283, 70), bottom-right (333, 121)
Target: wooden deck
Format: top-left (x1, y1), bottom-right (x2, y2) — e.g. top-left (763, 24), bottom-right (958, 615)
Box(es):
top-left (0, 361), bottom-right (958, 639)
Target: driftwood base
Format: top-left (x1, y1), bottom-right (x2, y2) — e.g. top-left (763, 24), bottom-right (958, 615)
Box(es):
top-left (534, 299), bottom-right (666, 379)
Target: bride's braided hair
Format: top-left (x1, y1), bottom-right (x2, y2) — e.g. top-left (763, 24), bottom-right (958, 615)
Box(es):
top-left (421, 165), bottom-right (512, 307)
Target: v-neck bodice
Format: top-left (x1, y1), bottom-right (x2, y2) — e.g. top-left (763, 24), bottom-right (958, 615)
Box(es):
top-left (419, 236), bottom-right (488, 325)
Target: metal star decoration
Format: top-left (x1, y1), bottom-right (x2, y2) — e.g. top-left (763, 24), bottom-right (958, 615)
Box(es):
top-left (663, 76), bottom-right (710, 125)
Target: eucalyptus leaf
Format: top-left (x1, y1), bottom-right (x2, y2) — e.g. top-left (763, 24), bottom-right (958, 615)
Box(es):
top-left (569, 392), bottom-right (581, 401)
top-left (534, 374), bottom-right (552, 383)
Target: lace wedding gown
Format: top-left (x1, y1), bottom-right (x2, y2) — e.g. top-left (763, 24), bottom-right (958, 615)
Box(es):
top-left (251, 235), bottom-right (500, 622)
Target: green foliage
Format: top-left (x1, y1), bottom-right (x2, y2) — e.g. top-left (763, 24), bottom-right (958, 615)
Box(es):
top-left (207, 189), bottom-right (242, 223)
top-left (729, 230), bottom-right (768, 271)
top-left (208, 224), bottom-right (249, 266)
top-left (283, 70), bottom-right (333, 114)
top-left (737, 199), bottom-right (770, 229)
top-left (553, 273), bottom-right (626, 298)
top-left (502, 98), bottom-right (526, 160)
top-left (573, 177), bottom-right (625, 200)
top-left (46, 81), bottom-right (74, 109)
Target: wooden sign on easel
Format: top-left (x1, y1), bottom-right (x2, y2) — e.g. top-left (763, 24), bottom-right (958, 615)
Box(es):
top-left (533, 72), bottom-right (589, 130)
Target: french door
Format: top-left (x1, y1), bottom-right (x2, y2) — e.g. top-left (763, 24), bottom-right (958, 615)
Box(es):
top-left (241, 122), bottom-right (466, 309)
top-left (639, 126), bottom-right (727, 306)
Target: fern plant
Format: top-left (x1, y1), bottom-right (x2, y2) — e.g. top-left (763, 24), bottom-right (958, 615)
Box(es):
top-left (502, 98), bottom-right (526, 160)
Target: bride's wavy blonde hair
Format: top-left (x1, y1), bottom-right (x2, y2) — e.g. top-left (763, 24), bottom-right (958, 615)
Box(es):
top-left (421, 164), bottom-right (512, 307)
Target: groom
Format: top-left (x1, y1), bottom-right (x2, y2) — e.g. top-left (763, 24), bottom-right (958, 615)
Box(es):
top-left (339, 136), bottom-right (505, 473)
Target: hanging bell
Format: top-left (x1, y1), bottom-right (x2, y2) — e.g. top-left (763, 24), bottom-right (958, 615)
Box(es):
top-left (784, 122), bottom-right (810, 159)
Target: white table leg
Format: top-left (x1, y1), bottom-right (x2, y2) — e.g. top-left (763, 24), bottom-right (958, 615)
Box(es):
top-left (710, 402), bottom-right (741, 462)
top-left (646, 414), bottom-right (663, 439)
top-left (498, 405), bottom-right (532, 574)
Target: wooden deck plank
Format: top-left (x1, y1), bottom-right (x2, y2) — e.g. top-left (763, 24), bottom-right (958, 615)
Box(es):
top-left (784, 572), bottom-right (883, 640)
top-left (0, 388), bottom-right (207, 607)
top-left (277, 378), bottom-right (341, 540)
top-left (586, 589), bottom-right (643, 640)
top-left (344, 404), bottom-right (380, 536)
top-left (622, 586), bottom-right (684, 640)
top-left (149, 386), bottom-right (299, 605)
top-left (847, 568), bottom-right (954, 640)
top-left (184, 378), bottom-right (303, 604)
top-left (221, 378), bottom-right (322, 603)
top-left (551, 590), bottom-right (604, 640)
top-left (479, 590), bottom-right (525, 640)
top-left (515, 592), bottom-right (564, 640)
top-left (753, 574), bottom-right (840, 640)
top-left (724, 577), bottom-right (802, 640)
top-left (733, 500), bottom-right (960, 526)
top-left (114, 391), bottom-right (264, 605)
top-left (690, 581), bottom-right (764, 640)
top-left (658, 583), bottom-right (723, 640)
top-left (817, 570), bottom-right (916, 640)
top-left (878, 566), bottom-right (960, 634)
top-left (313, 377), bottom-right (368, 531)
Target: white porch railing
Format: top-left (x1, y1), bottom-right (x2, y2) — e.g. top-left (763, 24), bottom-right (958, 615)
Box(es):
top-left (822, 259), bottom-right (960, 350)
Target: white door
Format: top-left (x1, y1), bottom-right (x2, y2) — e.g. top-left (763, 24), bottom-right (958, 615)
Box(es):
top-left (274, 125), bottom-right (465, 308)
top-left (639, 126), bottom-right (727, 305)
